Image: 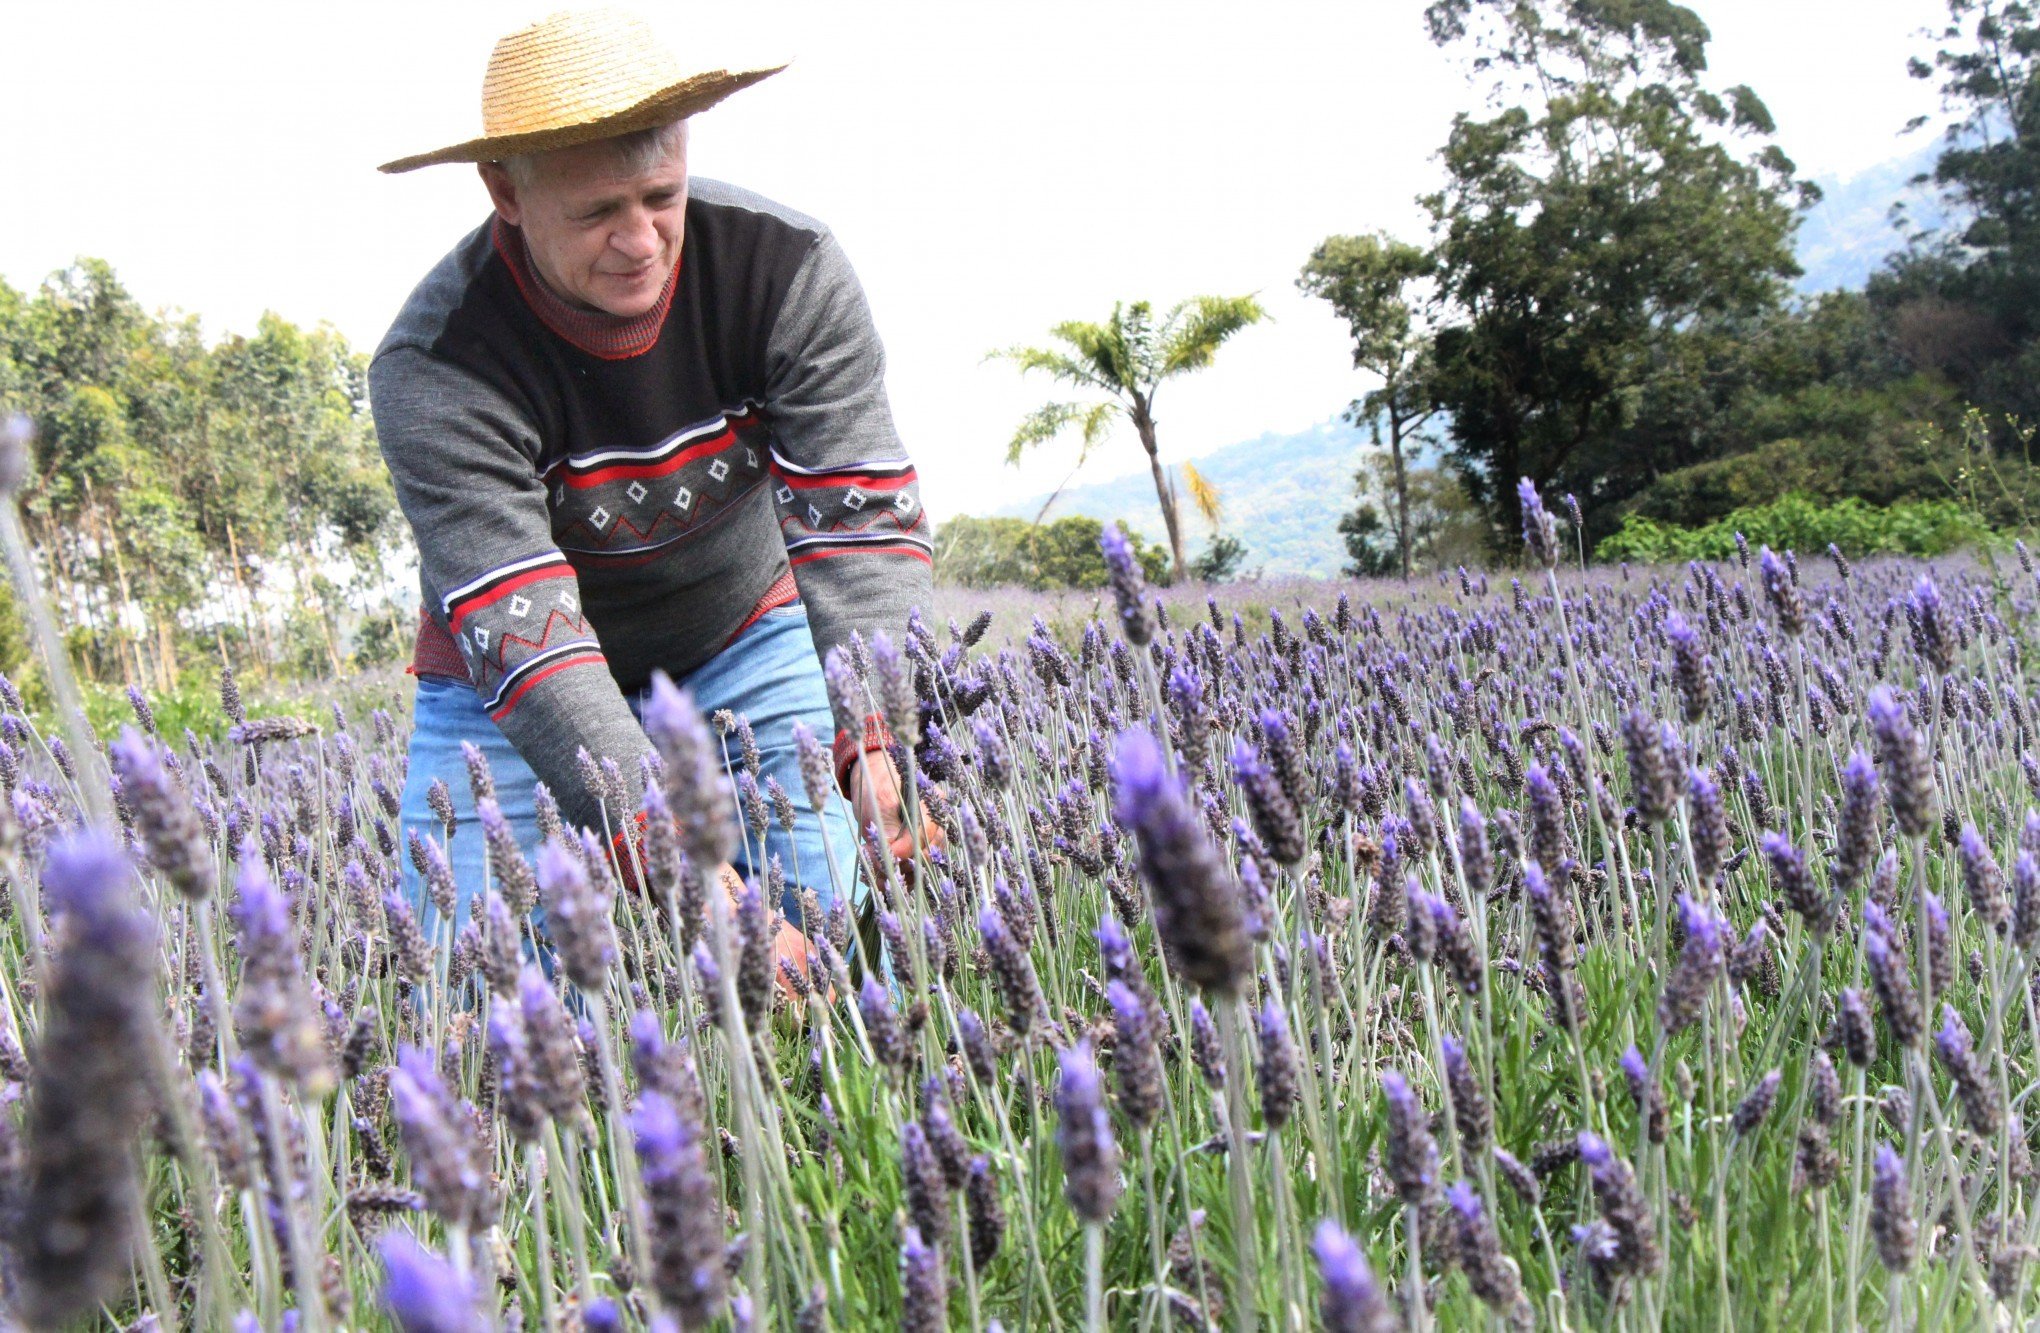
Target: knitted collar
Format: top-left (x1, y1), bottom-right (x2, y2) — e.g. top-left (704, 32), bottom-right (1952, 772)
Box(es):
top-left (491, 215), bottom-right (680, 360)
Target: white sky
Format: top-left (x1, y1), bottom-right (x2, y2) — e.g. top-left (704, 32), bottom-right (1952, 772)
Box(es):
top-left (0, 0), bottom-right (1948, 522)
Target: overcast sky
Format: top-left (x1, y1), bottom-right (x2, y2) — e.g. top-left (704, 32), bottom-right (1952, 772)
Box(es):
top-left (0, 0), bottom-right (1949, 521)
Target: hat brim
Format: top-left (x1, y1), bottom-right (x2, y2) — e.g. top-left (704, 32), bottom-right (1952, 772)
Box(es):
top-left (377, 63), bottom-right (786, 174)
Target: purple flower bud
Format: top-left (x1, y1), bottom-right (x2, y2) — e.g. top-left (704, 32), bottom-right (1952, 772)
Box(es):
top-left (1446, 1181), bottom-right (1526, 1318)
top-left (1870, 1143), bottom-right (1915, 1271)
top-left (635, 1090), bottom-right (727, 1326)
top-left (1313, 1219), bottom-right (1396, 1333)
top-left (536, 838), bottom-right (615, 991)
top-left (899, 1223), bottom-right (948, 1333)
top-left (1112, 729), bottom-right (1252, 994)
top-left (1659, 895), bottom-right (1725, 1035)
top-left (1732, 1068), bottom-right (1782, 1136)
top-left (1381, 1069), bottom-right (1437, 1205)
top-left (1256, 995), bottom-right (1300, 1132)
top-left (1864, 918), bottom-right (1922, 1049)
top-left (1933, 1004), bottom-right (2001, 1136)
top-left (377, 1232), bottom-right (485, 1333)
top-left (1868, 686), bottom-right (1936, 839)
top-left (1107, 980), bottom-right (1162, 1130)
top-left (1055, 1040), bottom-right (1122, 1224)
top-left (643, 673), bottom-right (737, 869)
top-left (1833, 752), bottom-right (1879, 896)
top-left (1518, 478), bottom-right (1559, 568)
top-left (1763, 831), bottom-right (1831, 934)
top-left (1099, 523), bottom-right (1154, 648)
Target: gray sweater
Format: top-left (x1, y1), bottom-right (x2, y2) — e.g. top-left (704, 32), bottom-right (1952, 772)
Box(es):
top-left (370, 178), bottom-right (931, 829)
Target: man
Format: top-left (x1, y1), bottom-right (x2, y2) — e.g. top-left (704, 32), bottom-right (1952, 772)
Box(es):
top-left (370, 7), bottom-right (933, 948)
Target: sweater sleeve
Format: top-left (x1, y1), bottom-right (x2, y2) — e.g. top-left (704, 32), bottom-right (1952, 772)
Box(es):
top-left (370, 345), bottom-right (655, 831)
top-left (761, 230), bottom-right (933, 667)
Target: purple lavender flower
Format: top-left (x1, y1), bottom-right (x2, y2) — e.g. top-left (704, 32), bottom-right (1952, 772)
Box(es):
top-left (635, 1090), bottom-right (727, 1327)
top-left (1576, 1132), bottom-right (1661, 1277)
top-left (1111, 729), bottom-right (1252, 995)
top-left (2014, 849), bottom-right (2040, 950)
top-left (1621, 709), bottom-right (1677, 825)
top-left (536, 838), bottom-right (616, 991)
top-left (388, 1045), bottom-right (490, 1230)
top-left (1864, 912), bottom-right (1923, 1048)
top-left (1870, 1143), bottom-right (1916, 1271)
top-left (1442, 1032), bottom-right (1492, 1153)
top-left (1933, 1005), bottom-right (2002, 1136)
top-left (1910, 575), bottom-right (1956, 674)
top-left (643, 673), bottom-right (737, 869)
top-left (1233, 739), bottom-right (1306, 866)
top-left (1255, 994), bottom-right (1300, 1132)
top-left (1867, 685), bottom-right (1936, 839)
top-left (1055, 1040), bottom-right (1122, 1224)
top-left (900, 1223), bottom-right (948, 1333)
top-left (1658, 895), bottom-right (1726, 1035)
top-left (1107, 980), bottom-right (1162, 1130)
top-left (1838, 986), bottom-right (1877, 1067)
top-left (1763, 831), bottom-right (1831, 935)
top-left (1189, 999), bottom-right (1226, 1090)
top-left (377, 1231), bottom-right (486, 1333)
top-left (1099, 522), bottom-right (1154, 648)
top-left (1732, 1068), bottom-right (1783, 1136)
top-left (1458, 798), bottom-right (1494, 893)
top-left (15, 833), bottom-right (159, 1327)
top-left (1833, 751), bottom-right (1879, 897)
top-left (1525, 764), bottom-right (1568, 876)
top-left (1381, 1068), bottom-right (1437, 1205)
top-left (1664, 612), bottom-right (1711, 722)
top-left (109, 729), bottom-right (214, 900)
top-left (1759, 547), bottom-right (1805, 636)
top-left (860, 973), bottom-right (910, 1069)
top-left (1446, 1181), bottom-right (1527, 1319)
top-left (1518, 478), bottom-right (1559, 569)
top-left (900, 1121), bottom-right (951, 1247)
top-left (978, 906), bottom-right (1046, 1038)
top-left (1957, 824), bottom-right (2009, 930)
top-left (232, 844), bottom-right (336, 1094)
top-left (967, 1156), bottom-right (1006, 1272)
top-left (1312, 1219), bottom-right (1397, 1333)
top-left (1620, 1044), bottom-right (1668, 1145)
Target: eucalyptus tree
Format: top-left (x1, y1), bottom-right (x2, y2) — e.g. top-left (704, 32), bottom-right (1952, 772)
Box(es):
top-left (989, 295), bottom-right (1265, 579)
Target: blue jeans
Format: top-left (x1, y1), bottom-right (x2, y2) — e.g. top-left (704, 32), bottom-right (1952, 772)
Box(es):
top-left (397, 600), bottom-right (860, 936)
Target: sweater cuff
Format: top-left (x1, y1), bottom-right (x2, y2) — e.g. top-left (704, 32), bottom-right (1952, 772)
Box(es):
top-left (833, 713), bottom-right (892, 794)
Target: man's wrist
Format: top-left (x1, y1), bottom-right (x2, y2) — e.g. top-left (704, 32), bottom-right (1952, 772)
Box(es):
top-left (832, 712), bottom-right (892, 795)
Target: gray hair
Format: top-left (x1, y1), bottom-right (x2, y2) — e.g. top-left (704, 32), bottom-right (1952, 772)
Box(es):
top-left (498, 118), bottom-right (688, 191)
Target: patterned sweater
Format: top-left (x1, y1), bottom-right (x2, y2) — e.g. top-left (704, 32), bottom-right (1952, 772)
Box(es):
top-left (369, 177), bottom-right (931, 830)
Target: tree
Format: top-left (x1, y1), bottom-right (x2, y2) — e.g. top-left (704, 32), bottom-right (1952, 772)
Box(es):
top-left (1298, 233), bottom-right (1439, 579)
top-left (1190, 534), bottom-right (1249, 582)
top-left (1879, 1), bottom-right (2040, 421)
top-left (932, 514), bottom-right (1169, 590)
top-left (1337, 453), bottom-right (1486, 577)
top-left (1417, 0), bottom-right (1813, 548)
top-left (989, 296), bottom-right (1266, 579)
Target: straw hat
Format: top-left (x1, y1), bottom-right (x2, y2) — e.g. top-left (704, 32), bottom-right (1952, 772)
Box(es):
top-left (378, 7), bottom-right (785, 174)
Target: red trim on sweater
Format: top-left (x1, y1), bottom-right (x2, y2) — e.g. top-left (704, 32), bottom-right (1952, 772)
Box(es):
top-left (486, 650), bottom-right (608, 720)
top-left (549, 427), bottom-right (737, 490)
top-left (447, 562), bottom-right (574, 633)
top-left (789, 544), bottom-right (934, 569)
top-left (774, 468), bottom-right (918, 493)
top-left (491, 217), bottom-right (680, 360)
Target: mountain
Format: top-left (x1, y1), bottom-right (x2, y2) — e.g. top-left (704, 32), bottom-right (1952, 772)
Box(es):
top-left (1793, 143), bottom-right (1944, 294)
top-left (993, 418), bottom-right (1370, 577)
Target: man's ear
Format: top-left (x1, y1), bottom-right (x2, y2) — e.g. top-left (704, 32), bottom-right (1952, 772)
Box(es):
top-left (477, 162), bottom-right (522, 226)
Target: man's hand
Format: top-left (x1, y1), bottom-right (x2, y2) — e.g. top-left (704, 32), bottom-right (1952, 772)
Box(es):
top-left (846, 748), bottom-right (945, 883)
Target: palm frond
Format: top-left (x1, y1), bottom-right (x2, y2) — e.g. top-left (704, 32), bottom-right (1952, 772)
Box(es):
top-left (1004, 400), bottom-right (1119, 465)
top-left (1182, 461), bottom-right (1223, 529)
top-left (1158, 294), bottom-right (1268, 377)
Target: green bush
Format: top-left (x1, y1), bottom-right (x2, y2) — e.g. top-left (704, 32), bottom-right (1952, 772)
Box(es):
top-left (1595, 493), bottom-right (1997, 564)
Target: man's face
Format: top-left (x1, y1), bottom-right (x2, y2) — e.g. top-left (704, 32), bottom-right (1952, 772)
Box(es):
top-left (478, 132), bottom-right (688, 318)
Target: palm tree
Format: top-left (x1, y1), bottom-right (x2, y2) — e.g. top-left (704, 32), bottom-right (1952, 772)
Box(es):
top-left (989, 296), bottom-right (1265, 579)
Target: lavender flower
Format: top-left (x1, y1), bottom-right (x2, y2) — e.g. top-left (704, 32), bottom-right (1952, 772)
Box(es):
top-left (1313, 1219), bottom-right (1397, 1333)
top-left (636, 1090), bottom-right (727, 1327)
top-left (109, 729), bottom-right (214, 900)
top-left (1833, 752), bottom-right (1879, 897)
top-left (1934, 1005), bottom-right (2001, 1136)
top-left (1107, 980), bottom-right (1162, 1130)
top-left (900, 1121), bottom-right (951, 1247)
top-left (1518, 478), bottom-right (1559, 569)
top-left (1868, 685), bottom-right (1936, 839)
top-left (1577, 1132), bottom-right (1661, 1277)
top-left (1381, 1069), bottom-right (1437, 1206)
top-left (1111, 729), bottom-right (1252, 994)
top-left (377, 1231), bottom-right (486, 1333)
top-left (536, 837), bottom-right (616, 991)
top-left (860, 973), bottom-right (910, 1069)
top-left (643, 673), bottom-right (737, 869)
top-left (1659, 895), bottom-right (1726, 1036)
top-left (1256, 994), bottom-right (1300, 1132)
top-left (1233, 740), bottom-right (1306, 866)
top-left (1189, 1000), bottom-right (1226, 1090)
top-left (967, 1156), bottom-right (1006, 1271)
top-left (14, 833), bottom-right (158, 1327)
top-left (232, 844), bottom-right (336, 1094)
top-left (1732, 1068), bottom-right (1782, 1136)
top-left (1446, 1181), bottom-right (1527, 1320)
top-left (1055, 1040), bottom-right (1122, 1224)
top-left (388, 1045), bottom-right (490, 1230)
top-left (1870, 1143), bottom-right (1916, 1271)
top-left (1099, 522), bottom-right (1154, 648)
top-left (978, 906), bottom-right (1046, 1038)
top-left (1620, 1045), bottom-right (1668, 1145)
top-left (1759, 547), bottom-right (1804, 636)
top-left (1442, 1033), bottom-right (1492, 1153)
top-left (900, 1224), bottom-right (948, 1333)
top-left (1665, 612), bottom-right (1711, 722)
top-left (1864, 911), bottom-right (1923, 1048)
top-left (1763, 831), bottom-right (1831, 935)
top-left (1958, 824), bottom-right (2009, 930)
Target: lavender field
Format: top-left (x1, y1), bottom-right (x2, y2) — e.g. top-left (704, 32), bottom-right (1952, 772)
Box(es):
top-left (2, 487), bottom-right (2037, 1330)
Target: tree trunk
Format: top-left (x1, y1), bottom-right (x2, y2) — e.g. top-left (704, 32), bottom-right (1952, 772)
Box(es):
top-left (1388, 406), bottom-right (1413, 582)
top-left (1131, 403), bottom-right (1187, 580)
